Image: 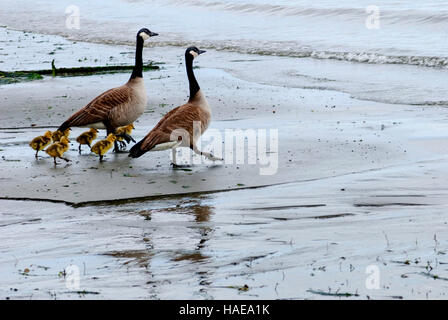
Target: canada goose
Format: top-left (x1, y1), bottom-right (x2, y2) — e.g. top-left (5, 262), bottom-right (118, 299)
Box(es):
top-left (52, 128), bottom-right (70, 142)
top-left (91, 133), bottom-right (117, 162)
top-left (57, 28), bottom-right (158, 151)
top-left (29, 130), bottom-right (52, 158)
top-left (129, 46), bottom-right (222, 166)
top-left (45, 136), bottom-right (70, 165)
top-left (76, 128), bottom-right (98, 153)
top-left (115, 124), bottom-right (136, 151)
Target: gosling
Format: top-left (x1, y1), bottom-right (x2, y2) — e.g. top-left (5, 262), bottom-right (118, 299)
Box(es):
top-left (52, 128), bottom-right (71, 142)
top-left (29, 130), bottom-right (52, 158)
top-left (91, 134), bottom-right (117, 162)
top-left (114, 124), bottom-right (136, 151)
top-left (76, 128), bottom-right (99, 153)
top-left (45, 136), bottom-right (71, 165)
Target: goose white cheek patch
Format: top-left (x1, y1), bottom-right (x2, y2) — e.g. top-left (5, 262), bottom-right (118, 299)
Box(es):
top-left (139, 32), bottom-right (150, 40)
top-left (190, 51), bottom-right (199, 58)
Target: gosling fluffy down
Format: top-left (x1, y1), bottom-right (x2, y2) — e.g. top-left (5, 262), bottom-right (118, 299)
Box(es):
top-left (29, 130), bottom-right (52, 158)
top-left (52, 128), bottom-right (71, 142)
top-left (45, 136), bottom-right (71, 165)
top-left (115, 124), bottom-right (136, 150)
top-left (76, 128), bottom-right (99, 153)
top-left (91, 133), bottom-right (117, 162)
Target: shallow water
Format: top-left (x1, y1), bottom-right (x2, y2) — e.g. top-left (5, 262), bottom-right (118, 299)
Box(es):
top-left (3, 0), bottom-right (448, 60)
top-left (2, 157), bottom-right (448, 299)
top-left (0, 0), bottom-right (447, 105)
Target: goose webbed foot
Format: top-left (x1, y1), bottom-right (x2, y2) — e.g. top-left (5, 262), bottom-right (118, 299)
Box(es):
top-left (113, 141), bottom-right (122, 153)
top-left (119, 141), bottom-right (127, 149)
top-left (191, 145), bottom-right (223, 162)
top-left (114, 133), bottom-right (136, 152)
top-left (202, 153), bottom-right (224, 162)
top-left (170, 162), bottom-right (192, 169)
top-left (52, 157), bottom-right (70, 165)
top-left (125, 133), bottom-right (136, 144)
top-left (116, 133), bottom-right (136, 144)
top-left (113, 140), bottom-right (129, 153)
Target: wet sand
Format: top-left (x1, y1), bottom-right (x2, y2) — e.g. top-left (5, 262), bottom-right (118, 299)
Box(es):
top-left (0, 65), bottom-right (412, 204)
top-left (2, 158), bottom-right (448, 299)
top-left (2, 36), bottom-right (448, 299)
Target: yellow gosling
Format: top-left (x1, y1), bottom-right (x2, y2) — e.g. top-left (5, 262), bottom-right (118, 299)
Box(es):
top-left (45, 136), bottom-right (71, 165)
top-left (29, 130), bottom-right (52, 158)
top-left (116, 124), bottom-right (135, 139)
top-left (114, 123), bottom-right (136, 151)
top-left (76, 128), bottom-right (98, 153)
top-left (52, 128), bottom-right (71, 142)
top-left (91, 133), bottom-right (117, 162)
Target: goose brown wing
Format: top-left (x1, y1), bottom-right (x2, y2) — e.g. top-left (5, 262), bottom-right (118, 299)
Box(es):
top-left (151, 105), bottom-right (181, 131)
top-left (59, 85), bottom-right (131, 130)
top-left (140, 104), bottom-right (208, 151)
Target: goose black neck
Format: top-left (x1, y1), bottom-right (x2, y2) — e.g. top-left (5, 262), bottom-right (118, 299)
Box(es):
top-left (186, 54), bottom-right (200, 100)
top-left (130, 36), bottom-right (144, 79)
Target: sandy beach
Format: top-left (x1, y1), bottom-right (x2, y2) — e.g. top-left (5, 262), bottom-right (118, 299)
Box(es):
top-left (1, 1), bottom-right (448, 300)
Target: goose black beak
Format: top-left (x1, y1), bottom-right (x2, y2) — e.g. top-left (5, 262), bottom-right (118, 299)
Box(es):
top-left (150, 32), bottom-right (159, 37)
top-left (198, 50), bottom-right (206, 55)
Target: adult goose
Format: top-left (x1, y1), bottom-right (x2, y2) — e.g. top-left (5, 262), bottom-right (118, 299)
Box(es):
top-left (129, 46), bottom-right (221, 165)
top-left (57, 28), bottom-right (158, 151)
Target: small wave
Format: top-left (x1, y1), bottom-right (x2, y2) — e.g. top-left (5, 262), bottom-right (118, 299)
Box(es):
top-left (163, 0), bottom-right (448, 25)
top-left (152, 39), bottom-right (448, 69)
top-left (408, 100), bottom-right (448, 107)
top-left (309, 51), bottom-right (448, 69)
top-left (2, 6), bottom-right (447, 71)
top-left (167, 0), bottom-right (363, 18)
top-left (4, 23), bottom-right (447, 70)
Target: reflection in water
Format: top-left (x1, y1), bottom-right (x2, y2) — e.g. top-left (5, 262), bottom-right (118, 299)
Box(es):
top-left (103, 196), bottom-right (216, 298)
top-left (103, 249), bottom-right (153, 269)
top-left (171, 200), bottom-right (214, 261)
top-left (173, 252), bottom-right (208, 262)
top-left (194, 205), bottom-right (212, 223)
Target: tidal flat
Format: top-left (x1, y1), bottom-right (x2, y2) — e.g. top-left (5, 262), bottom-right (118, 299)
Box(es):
top-left (1, 29), bottom-right (448, 300)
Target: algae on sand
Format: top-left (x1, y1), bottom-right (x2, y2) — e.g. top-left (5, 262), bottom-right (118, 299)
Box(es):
top-left (0, 71), bottom-right (43, 85)
top-left (0, 60), bottom-right (160, 85)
